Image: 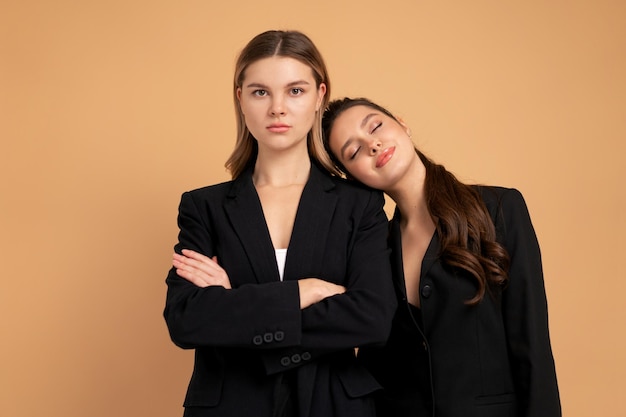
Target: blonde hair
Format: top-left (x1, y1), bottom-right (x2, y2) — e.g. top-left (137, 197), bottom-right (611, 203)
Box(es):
top-left (225, 30), bottom-right (332, 178)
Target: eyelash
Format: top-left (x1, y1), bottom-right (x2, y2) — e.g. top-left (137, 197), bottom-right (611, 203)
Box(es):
top-left (252, 88), bottom-right (305, 97)
top-left (348, 122), bottom-right (383, 160)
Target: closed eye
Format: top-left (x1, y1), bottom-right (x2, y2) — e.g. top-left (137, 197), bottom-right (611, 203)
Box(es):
top-left (370, 122), bottom-right (382, 134)
top-left (349, 146), bottom-right (361, 160)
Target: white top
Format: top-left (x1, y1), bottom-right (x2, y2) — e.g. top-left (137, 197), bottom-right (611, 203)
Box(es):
top-left (275, 248), bottom-right (287, 281)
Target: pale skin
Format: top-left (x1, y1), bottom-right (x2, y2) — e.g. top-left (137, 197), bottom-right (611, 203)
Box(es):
top-left (327, 105), bottom-right (436, 308)
top-left (173, 56), bottom-right (345, 309)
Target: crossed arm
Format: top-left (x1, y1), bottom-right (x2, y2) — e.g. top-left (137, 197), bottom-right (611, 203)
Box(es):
top-left (172, 249), bottom-right (346, 309)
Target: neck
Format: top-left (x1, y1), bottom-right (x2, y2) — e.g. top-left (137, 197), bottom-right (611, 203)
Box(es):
top-left (253, 147), bottom-right (311, 187)
top-left (386, 156), bottom-right (432, 228)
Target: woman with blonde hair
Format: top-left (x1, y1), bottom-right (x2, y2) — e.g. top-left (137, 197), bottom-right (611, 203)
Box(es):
top-left (163, 32), bottom-right (396, 417)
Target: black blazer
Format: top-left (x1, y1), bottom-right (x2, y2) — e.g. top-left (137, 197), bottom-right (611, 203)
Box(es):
top-left (359, 186), bottom-right (561, 416)
top-left (164, 163), bottom-right (397, 417)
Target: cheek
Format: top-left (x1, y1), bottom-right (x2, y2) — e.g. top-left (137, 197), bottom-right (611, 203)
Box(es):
top-left (240, 101), bottom-right (262, 120)
top-left (293, 98), bottom-right (317, 116)
top-left (344, 161), bottom-right (369, 182)
top-left (356, 162), bottom-right (373, 179)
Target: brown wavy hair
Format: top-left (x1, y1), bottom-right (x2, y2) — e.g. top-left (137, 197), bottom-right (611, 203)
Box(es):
top-left (225, 30), bottom-right (331, 179)
top-left (322, 97), bottom-right (510, 304)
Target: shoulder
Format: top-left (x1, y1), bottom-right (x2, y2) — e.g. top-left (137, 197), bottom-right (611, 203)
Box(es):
top-left (473, 185), bottom-right (527, 215)
top-left (332, 176), bottom-right (386, 210)
top-left (186, 180), bottom-right (234, 195)
top-left (311, 163), bottom-right (384, 202)
top-left (178, 180), bottom-right (236, 205)
top-left (473, 185), bottom-right (536, 241)
top-left (334, 175), bottom-right (381, 195)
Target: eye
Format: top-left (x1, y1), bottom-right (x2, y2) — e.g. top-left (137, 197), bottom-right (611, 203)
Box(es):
top-left (253, 89), bottom-right (268, 97)
top-left (349, 146), bottom-right (361, 160)
top-left (370, 122), bottom-right (382, 134)
top-left (290, 88), bottom-right (304, 95)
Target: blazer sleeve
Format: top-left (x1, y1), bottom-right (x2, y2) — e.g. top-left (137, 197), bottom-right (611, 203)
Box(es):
top-left (163, 191), bottom-right (303, 350)
top-left (497, 188), bottom-right (561, 416)
top-left (300, 190), bottom-right (396, 347)
top-left (262, 190), bottom-right (397, 374)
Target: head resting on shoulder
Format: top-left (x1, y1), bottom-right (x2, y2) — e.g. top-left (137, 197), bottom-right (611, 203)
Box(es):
top-left (226, 30), bottom-right (331, 179)
top-left (322, 97), bottom-right (405, 178)
top-left (323, 96), bottom-right (511, 304)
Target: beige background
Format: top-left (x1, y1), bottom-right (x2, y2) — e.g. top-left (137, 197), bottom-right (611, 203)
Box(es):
top-left (1, 1), bottom-right (624, 416)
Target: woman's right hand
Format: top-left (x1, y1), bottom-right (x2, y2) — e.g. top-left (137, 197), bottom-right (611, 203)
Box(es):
top-left (173, 251), bottom-right (345, 307)
top-left (297, 278), bottom-right (346, 309)
top-left (172, 249), bottom-right (232, 289)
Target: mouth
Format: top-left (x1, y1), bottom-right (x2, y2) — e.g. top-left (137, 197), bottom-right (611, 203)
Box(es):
top-left (376, 146), bottom-right (395, 168)
top-left (267, 123), bottom-right (291, 133)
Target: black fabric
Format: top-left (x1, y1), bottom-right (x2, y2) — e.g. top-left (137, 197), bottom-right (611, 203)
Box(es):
top-left (273, 371), bottom-right (297, 417)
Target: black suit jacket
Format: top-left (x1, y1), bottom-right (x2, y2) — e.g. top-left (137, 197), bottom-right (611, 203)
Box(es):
top-left (359, 186), bottom-right (561, 416)
top-left (164, 163), bottom-right (396, 417)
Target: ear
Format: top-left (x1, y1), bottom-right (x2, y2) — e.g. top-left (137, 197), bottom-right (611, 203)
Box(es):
top-left (315, 83), bottom-right (327, 111)
top-left (236, 87), bottom-right (242, 101)
top-left (396, 116), bottom-right (412, 137)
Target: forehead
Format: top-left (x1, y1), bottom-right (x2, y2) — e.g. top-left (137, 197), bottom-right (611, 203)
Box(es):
top-left (332, 105), bottom-right (378, 133)
top-left (242, 56), bottom-right (314, 84)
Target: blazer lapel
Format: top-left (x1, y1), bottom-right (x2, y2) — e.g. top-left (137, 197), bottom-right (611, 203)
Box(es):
top-left (283, 164), bottom-right (338, 281)
top-left (420, 230), bottom-right (439, 277)
top-left (224, 169), bottom-right (280, 284)
top-left (389, 212), bottom-right (408, 298)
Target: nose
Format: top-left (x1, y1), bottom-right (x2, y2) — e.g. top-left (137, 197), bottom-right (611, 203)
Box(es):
top-left (368, 140), bottom-right (382, 155)
top-left (269, 95), bottom-right (286, 117)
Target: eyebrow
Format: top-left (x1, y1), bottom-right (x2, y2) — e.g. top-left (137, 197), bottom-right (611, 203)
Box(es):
top-left (244, 80), bottom-right (311, 89)
top-left (361, 112), bottom-right (377, 129)
top-left (339, 112), bottom-right (378, 158)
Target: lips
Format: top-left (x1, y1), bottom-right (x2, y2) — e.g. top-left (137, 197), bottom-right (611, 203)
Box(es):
top-left (267, 123), bottom-right (291, 133)
top-left (376, 146), bottom-right (395, 168)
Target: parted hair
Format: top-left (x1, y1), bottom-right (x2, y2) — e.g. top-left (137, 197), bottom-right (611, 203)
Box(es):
top-left (225, 30), bottom-right (332, 179)
top-left (322, 97), bottom-right (510, 304)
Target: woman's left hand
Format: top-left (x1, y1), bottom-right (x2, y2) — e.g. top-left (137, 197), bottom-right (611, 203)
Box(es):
top-left (172, 249), bottom-right (232, 289)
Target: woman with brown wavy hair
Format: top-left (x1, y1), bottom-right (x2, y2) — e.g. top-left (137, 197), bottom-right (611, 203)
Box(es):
top-left (322, 97), bottom-right (561, 416)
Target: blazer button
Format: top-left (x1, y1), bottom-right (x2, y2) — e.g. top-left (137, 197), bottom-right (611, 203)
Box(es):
top-left (263, 332), bottom-right (274, 343)
top-left (252, 335), bottom-right (263, 345)
top-left (302, 351), bottom-right (311, 361)
top-left (274, 331), bottom-right (285, 342)
top-left (291, 354), bottom-right (302, 364)
top-left (421, 284), bottom-right (432, 298)
top-left (280, 356), bottom-right (291, 367)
